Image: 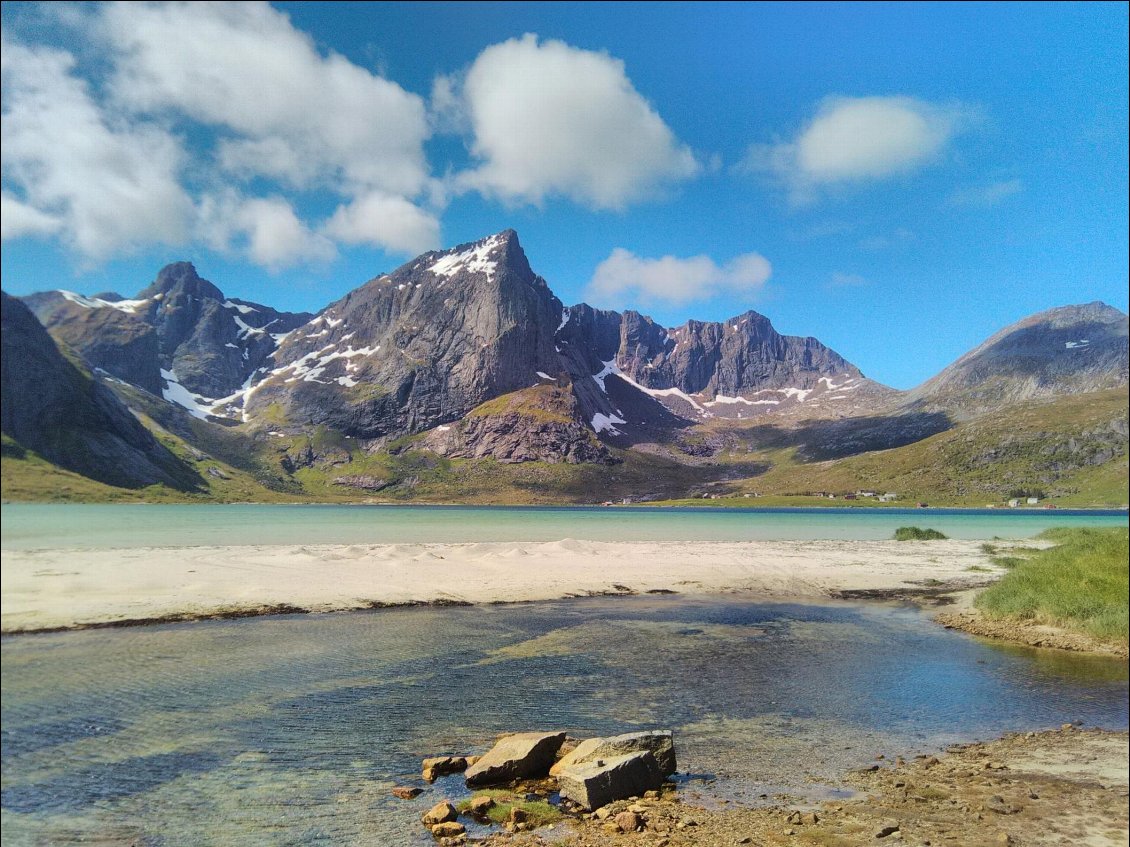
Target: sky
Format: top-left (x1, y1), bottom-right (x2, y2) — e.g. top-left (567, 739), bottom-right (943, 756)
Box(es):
top-left (1, 1), bottom-right (1127, 389)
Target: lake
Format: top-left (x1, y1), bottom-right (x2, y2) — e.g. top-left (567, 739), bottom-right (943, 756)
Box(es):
top-left (2, 503), bottom-right (1126, 550)
top-left (1, 595), bottom-right (1126, 846)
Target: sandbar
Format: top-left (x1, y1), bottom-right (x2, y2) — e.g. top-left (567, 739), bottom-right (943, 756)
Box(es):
top-left (1, 538), bottom-right (1003, 633)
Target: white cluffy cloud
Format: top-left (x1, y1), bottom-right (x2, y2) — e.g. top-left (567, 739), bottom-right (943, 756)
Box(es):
top-left (1, 37), bottom-right (195, 260)
top-left (1, 2), bottom-right (439, 267)
top-left (449, 34), bottom-right (700, 209)
top-left (743, 95), bottom-right (969, 201)
top-left (587, 248), bottom-right (772, 307)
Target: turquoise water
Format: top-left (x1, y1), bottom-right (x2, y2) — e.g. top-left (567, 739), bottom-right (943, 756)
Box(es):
top-left (2, 503), bottom-right (1126, 549)
top-left (1, 596), bottom-right (1126, 846)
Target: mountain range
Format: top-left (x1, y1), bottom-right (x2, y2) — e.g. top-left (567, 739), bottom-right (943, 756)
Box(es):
top-left (3, 230), bottom-right (1127, 505)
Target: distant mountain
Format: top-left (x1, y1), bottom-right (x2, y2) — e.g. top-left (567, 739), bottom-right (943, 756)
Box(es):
top-left (9, 230), bottom-right (1126, 500)
top-left (24, 262), bottom-right (313, 418)
top-left (245, 230), bottom-right (566, 438)
top-left (1, 291), bottom-right (202, 490)
top-left (244, 230), bottom-right (875, 447)
top-left (907, 301), bottom-right (1129, 419)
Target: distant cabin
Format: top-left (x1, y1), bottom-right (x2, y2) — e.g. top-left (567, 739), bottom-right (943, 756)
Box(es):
top-left (1027, 497), bottom-right (1039, 505)
top-left (1008, 498), bottom-right (1021, 508)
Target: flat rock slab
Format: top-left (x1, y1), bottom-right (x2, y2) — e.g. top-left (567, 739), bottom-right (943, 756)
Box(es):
top-left (556, 750), bottom-right (665, 810)
top-left (465, 731), bottom-right (566, 787)
top-left (551, 730), bottom-right (676, 777)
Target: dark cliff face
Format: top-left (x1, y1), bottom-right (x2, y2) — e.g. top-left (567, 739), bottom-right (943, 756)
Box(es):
top-left (23, 263), bottom-right (313, 405)
top-left (908, 302), bottom-right (1130, 418)
top-left (1, 292), bottom-right (202, 490)
top-left (20, 291), bottom-right (163, 394)
top-left (556, 302), bottom-right (873, 427)
top-left (617, 309), bottom-right (863, 395)
top-left (247, 230), bottom-right (567, 438)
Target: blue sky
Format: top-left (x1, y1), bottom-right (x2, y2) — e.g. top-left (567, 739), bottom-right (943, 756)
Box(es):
top-left (2, 1), bottom-right (1127, 389)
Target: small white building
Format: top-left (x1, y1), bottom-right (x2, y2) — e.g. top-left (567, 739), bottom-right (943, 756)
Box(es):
top-left (1008, 498), bottom-right (1021, 508)
top-left (1027, 497), bottom-right (1039, 505)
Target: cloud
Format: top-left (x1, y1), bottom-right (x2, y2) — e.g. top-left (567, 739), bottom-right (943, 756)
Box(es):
top-left (858, 227), bottom-right (915, 251)
top-left (450, 34), bottom-right (700, 209)
top-left (196, 190), bottom-right (334, 270)
top-left (100, 1), bottom-right (430, 198)
top-left (1, 38), bottom-right (195, 259)
top-left (324, 191), bottom-right (440, 256)
top-left (1, 3), bottom-right (438, 268)
top-left (947, 178), bottom-right (1023, 207)
top-left (0, 191), bottom-right (62, 239)
top-left (741, 96), bottom-right (969, 202)
top-left (587, 248), bottom-right (771, 307)
top-left (828, 271), bottom-right (868, 287)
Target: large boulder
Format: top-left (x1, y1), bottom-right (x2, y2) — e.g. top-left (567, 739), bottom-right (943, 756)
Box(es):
top-left (555, 750), bottom-right (665, 810)
top-left (421, 801), bottom-right (457, 825)
top-left (550, 730), bottom-right (676, 777)
top-left (464, 731), bottom-right (566, 787)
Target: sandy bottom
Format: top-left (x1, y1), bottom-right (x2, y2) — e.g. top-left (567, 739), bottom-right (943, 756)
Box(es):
top-left (0, 538), bottom-right (1001, 632)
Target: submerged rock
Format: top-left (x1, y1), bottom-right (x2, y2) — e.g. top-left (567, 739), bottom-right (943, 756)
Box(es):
top-left (556, 750), bottom-right (666, 810)
top-left (422, 755), bottom-right (473, 782)
top-left (391, 786), bottom-right (423, 799)
top-left (464, 731), bottom-right (567, 787)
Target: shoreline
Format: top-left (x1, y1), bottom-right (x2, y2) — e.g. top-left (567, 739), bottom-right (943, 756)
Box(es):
top-left (478, 726), bottom-right (1129, 847)
top-left (2, 537), bottom-right (1001, 635)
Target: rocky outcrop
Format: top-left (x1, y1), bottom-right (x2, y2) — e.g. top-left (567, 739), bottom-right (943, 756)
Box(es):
top-left (464, 731), bottom-right (567, 787)
top-left (420, 385), bottom-right (617, 464)
top-left (556, 750), bottom-right (667, 811)
top-left (907, 302), bottom-right (1129, 419)
top-left (246, 230), bottom-right (566, 438)
top-left (551, 730), bottom-right (676, 777)
top-left (1, 291), bottom-right (202, 491)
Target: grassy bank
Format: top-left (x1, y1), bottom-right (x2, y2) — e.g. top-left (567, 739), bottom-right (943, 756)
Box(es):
top-left (976, 527), bottom-right (1129, 643)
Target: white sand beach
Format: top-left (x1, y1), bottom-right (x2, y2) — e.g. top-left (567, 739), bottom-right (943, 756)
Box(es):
top-left (0, 538), bottom-right (1002, 632)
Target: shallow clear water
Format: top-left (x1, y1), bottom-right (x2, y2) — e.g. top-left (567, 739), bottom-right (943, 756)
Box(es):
top-left (2, 596), bottom-right (1126, 846)
top-left (2, 503), bottom-right (1126, 550)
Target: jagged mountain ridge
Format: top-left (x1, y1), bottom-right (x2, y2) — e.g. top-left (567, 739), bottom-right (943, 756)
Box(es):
top-left (1, 292), bottom-right (202, 490)
top-left (16, 231), bottom-right (1127, 469)
top-left (24, 263), bottom-right (313, 418)
top-left (237, 230), bottom-right (875, 442)
top-left (244, 231), bottom-right (567, 438)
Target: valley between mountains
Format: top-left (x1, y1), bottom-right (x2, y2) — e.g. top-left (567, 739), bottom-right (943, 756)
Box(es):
top-left (2, 230), bottom-right (1127, 506)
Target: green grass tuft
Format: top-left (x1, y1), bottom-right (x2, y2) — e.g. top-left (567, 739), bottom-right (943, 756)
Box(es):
top-left (455, 790), bottom-right (563, 827)
top-left (976, 527), bottom-right (1129, 643)
top-left (894, 526), bottom-right (948, 540)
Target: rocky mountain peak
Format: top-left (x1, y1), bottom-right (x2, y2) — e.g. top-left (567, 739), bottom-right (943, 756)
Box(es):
top-left (139, 261), bottom-right (224, 302)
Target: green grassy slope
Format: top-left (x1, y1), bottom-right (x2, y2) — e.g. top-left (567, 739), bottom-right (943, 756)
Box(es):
top-left (4, 386), bottom-right (1127, 506)
top-left (709, 389), bottom-right (1128, 507)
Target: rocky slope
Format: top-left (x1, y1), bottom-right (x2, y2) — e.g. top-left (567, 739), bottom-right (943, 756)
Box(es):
top-left (1, 291), bottom-right (202, 490)
top-left (10, 231), bottom-right (1128, 492)
top-left (24, 263), bottom-right (313, 419)
top-left (245, 231), bottom-right (566, 438)
top-left (20, 232), bottom-right (876, 455)
top-left (906, 301), bottom-right (1129, 419)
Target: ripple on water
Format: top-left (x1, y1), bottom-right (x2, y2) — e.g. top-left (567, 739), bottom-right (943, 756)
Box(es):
top-left (1, 596), bottom-right (1126, 846)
